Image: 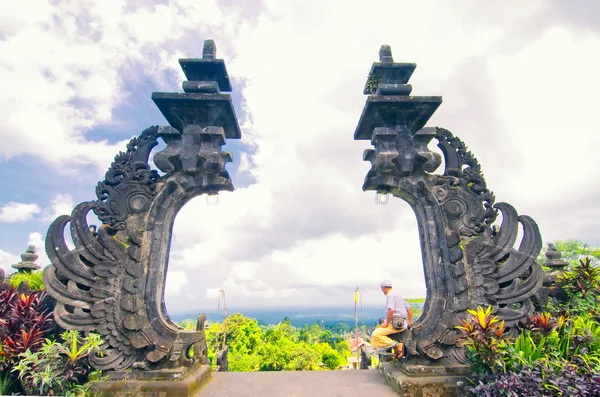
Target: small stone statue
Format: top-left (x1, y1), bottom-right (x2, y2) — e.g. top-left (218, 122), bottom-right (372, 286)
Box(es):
top-left (544, 243), bottom-right (569, 270)
top-left (12, 245), bottom-right (41, 273)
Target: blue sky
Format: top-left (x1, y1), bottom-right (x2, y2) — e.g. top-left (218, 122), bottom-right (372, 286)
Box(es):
top-left (1, 0), bottom-right (599, 314)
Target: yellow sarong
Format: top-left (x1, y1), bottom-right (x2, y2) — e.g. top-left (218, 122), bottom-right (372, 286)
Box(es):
top-left (371, 323), bottom-right (403, 350)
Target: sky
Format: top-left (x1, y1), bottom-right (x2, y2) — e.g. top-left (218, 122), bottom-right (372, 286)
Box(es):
top-left (0, 0), bottom-right (599, 315)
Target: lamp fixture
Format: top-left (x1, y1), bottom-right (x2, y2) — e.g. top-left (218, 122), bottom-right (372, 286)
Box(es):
top-left (375, 191), bottom-right (390, 205)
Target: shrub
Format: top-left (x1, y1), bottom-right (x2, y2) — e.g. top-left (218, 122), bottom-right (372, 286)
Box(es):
top-left (459, 256), bottom-right (600, 396)
top-left (456, 306), bottom-right (508, 374)
top-left (9, 270), bottom-right (44, 291)
top-left (0, 288), bottom-right (53, 394)
top-left (13, 330), bottom-right (103, 396)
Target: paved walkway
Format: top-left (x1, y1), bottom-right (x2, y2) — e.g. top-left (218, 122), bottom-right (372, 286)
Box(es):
top-left (198, 369), bottom-right (398, 396)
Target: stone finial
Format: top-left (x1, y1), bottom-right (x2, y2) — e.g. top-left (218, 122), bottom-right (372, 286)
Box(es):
top-left (12, 245), bottom-right (41, 272)
top-left (379, 45), bottom-right (393, 63)
top-left (544, 243), bottom-right (569, 270)
top-left (202, 39), bottom-right (216, 59)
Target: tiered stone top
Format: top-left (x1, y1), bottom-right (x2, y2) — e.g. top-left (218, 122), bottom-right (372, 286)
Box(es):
top-left (12, 245), bottom-right (41, 272)
top-left (544, 243), bottom-right (569, 270)
top-left (151, 39), bottom-right (241, 139)
top-left (354, 45), bottom-right (442, 140)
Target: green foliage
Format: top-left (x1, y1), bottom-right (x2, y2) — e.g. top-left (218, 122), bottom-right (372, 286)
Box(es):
top-left (456, 306), bottom-right (508, 374)
top-left (364, 73), bottom-right (379, 95)
top-left (0, 289), bottom-right (54, 394)
top-left (178, 319), bottom-right (197, 331)
top-left (9, 270), bottom-right (44, 290)
top-left (547, 240), bottom-right (600, 267)
top-left (287, 342), bottom-right (320, 371)
top-left (314, 342), bottom-right (343, 370)
top-left (459, 255), bottom-right (600, 396)
top-left (559, 257), bottom-right (600, 301)
top-left (229, 353), bottom-right (262, 372)
top-left (191, 313), bottom-right (351, 372)
top-left (13, 330), bottom-right (103, 396)
top-left (511, 331), bottom-right (547, 369)
top-left (0, 369), bottom-right (15, 396)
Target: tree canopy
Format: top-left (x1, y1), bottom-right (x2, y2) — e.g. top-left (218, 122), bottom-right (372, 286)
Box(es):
top-left (201, 313), bottom-right (353, 372)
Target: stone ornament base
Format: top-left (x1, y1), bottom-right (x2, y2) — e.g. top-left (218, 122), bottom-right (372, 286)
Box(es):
top-left (88, 363), bottom-right (212, 397)
top-left (379, 362), bottom-right (469, 397)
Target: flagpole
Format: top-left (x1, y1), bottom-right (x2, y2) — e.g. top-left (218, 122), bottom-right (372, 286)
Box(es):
top-left (354, 287), bottom-right (359, 368)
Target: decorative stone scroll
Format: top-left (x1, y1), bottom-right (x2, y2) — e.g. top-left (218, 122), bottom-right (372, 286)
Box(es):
top-left (43, 39), bottom-right (241, 372)
top-left (355, 45), bottom-right (544, 366)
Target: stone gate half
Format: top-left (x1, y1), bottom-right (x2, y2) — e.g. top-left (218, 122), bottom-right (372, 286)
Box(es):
top-left (354, 45), bottom-right (543, 370)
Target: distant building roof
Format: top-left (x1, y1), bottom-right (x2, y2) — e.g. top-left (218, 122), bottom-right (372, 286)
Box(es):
top-left (347, 337), bottom-right (368, 352)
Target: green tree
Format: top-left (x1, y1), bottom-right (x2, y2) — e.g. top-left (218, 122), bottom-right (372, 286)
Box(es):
top-left (212, 313), bottom-right (265, 355)
top-left (333, 322), bottom-right (351, 335)
top-left (298, 325), bottom-right (311, 343)
top-left (229, 353), bottom-right (262, 372)
top-left (314, 342), bottom-right (344, 370)
top-left (259, 340), bottom-right (291, 371)
top-left (265, 322), bottom-right (297, 344)
top-left (308, 324), bottom-right (322, 343)
top-left (544, 240), bottom-right (600, 267)
top-left (317, 330), bottom-right (333, 346)
top-left (333, 340), bottom-right (351, 358)
top-left (286, 342), bottom-right (320, 371)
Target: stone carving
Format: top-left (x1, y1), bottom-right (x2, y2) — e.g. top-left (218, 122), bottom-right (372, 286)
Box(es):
top-left (43, 39), bottom-right (240, 372)
top-left (355, 45), bottom-right (543, 366)
top-left (544, 243), bottom-right (570, 271)
top-left (538, 243), bottom-right (570, 304)
top-left (12, 245), bottom-right (41, 272)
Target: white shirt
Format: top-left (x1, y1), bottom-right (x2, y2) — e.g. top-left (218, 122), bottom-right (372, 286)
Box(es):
top-left (386, 289), bottom-right (411, 318)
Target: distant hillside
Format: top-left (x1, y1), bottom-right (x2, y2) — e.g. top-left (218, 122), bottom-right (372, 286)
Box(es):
top-left (171, 300), bottom-right (425, 327)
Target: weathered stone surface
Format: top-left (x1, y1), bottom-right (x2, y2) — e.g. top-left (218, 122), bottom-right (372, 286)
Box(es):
top-left (42, 39), bottom-right (240, 378)
top-left (88, 363), bottom-right (211, 397)
top-left (199, 370), bottom-right (399, 397)
top-left (355, 45), bottom-right (544, 367)
top-left (379, 362), bottom-right (469, 397)
top-left (11, 245), bottom-right (41, 272)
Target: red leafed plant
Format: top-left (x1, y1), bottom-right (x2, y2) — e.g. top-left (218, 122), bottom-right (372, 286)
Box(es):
top-left (456, 306), bottom-right (508, 374)
top-left (523, 312), bottom-right (560, 336)
top-left (0, 288), bottom-right (54, 393)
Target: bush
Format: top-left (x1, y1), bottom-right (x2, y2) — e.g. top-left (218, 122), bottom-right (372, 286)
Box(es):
top-left (13, 330), bottom-right (103, 396)
top-left (9, 270), bottom-right (44, 291)
top-left (0, 288), bottom-right (53, 394)
top-left (458, 256), bottom-right (600, 397)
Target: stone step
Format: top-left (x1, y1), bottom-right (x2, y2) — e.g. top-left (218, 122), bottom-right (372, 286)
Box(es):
top-left (197, 369), bottom-right (399, 396)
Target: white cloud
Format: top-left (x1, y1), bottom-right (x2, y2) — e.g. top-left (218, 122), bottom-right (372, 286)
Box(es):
top-left (0, 202), bottom-right (41, 222)
top-left (0, 249), bottom-right (19, 275)
top-left (0, 0), bottom-right (247, 171)
top-left (165, 270), bottom-right (189, 297)
top-left (487, 27), bottom-right (600, 204)
top-left (3, 0), bottom-right (599, 314)
top-left (26, 232), bottom-right (48, 267)
top-left (43, 193), bottom-right (74, 221)
top-left (0, 233), bottom-right (46, 274)
top-left (161, 0), bottom-right (599, 312)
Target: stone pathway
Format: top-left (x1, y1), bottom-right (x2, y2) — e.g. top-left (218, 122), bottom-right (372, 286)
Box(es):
top-left (197, 369), bottom-right (398, 396)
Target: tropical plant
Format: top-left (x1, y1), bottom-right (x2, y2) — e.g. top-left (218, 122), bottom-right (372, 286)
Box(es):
top-left (511, 331), bottom-right (547, 368)
top-left (0, 288), bottom-right (53, 394)
top-left (13, 330), bottom-right (103, 396)
top-left (461, 255), bottom-right (600, 396)
top-left (456, 306), bottom-right (508, 374)
top-left (548, 240), bottom-right (600, 267)
top-left (9, 270), bottom-right (45, 291)
top-left (523, 312), bottom-right (559, 336)
top-left (560, 257), bottom-right (600, 300)
top-left (470, 360), bottom-right (600, 397)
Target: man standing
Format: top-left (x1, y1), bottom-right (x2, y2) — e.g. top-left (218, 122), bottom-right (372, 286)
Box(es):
top-left (370, 280), bottom-right (413, 359)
